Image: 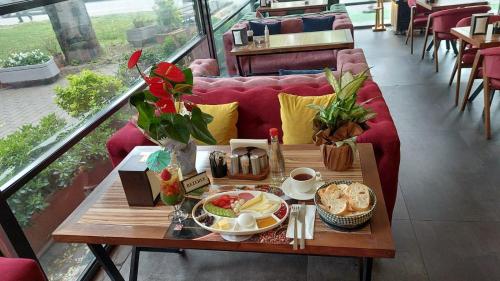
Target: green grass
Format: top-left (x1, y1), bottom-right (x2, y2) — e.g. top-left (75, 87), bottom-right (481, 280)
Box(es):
top-left (0, 11), bottom-right (155, 60)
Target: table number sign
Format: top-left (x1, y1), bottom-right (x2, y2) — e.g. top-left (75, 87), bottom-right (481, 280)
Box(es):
top-left (470, 13), bottom-right (491, 36)
top-left (181, 171), bottom-right (211, 193)
top-left (232, 28), bottom-right (248, 46)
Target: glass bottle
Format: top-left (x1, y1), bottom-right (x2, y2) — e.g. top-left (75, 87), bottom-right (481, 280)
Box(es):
top-left (269, 128), bottom-right (285, 186)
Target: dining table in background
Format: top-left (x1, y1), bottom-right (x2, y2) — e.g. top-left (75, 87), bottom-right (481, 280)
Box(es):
top-left (257, 0), bottom-right (329, 14)
top-left (450, 25), bottom-right (500, 111)
top-left (416, 0), bottom-right (489, 11)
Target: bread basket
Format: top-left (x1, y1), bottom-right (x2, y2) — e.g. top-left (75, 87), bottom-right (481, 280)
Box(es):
top-left (314, 180), bottom-right (377, 229)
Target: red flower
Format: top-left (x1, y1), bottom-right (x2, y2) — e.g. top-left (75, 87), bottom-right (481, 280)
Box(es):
top-left (146, 77), bottom-right (172, 98)
top-left (154, 62), bottom-right (185, 82)
top-left (156, 98), bottom-right (176, 113)
top-left (128, 50), bottom-right (142, 69)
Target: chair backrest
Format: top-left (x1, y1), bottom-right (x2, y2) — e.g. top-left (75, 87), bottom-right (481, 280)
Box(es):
top-left (481, 47), bottom-right (500, 80)
top-left (431, 5), bottom-right (491, 33)
top-left (456, 15), bottom-right (500, 27)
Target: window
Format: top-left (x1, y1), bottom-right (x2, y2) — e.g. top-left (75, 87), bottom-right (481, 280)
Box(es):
top-left (0, 0), bottom-right (208, 280)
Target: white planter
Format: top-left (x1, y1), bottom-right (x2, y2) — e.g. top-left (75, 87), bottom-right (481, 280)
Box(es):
top-left (0, 58), bottom-right (60, 84)
top-left (126, 25), bottom-right (159, 47)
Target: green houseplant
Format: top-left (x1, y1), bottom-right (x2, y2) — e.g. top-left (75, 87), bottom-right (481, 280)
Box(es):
top-left (127, 49), bottom-right (216, 175)
top-left (308, 68), bottom-right (376, 171)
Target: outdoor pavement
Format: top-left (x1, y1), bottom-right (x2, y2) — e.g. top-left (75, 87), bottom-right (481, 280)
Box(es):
top-left (0, 80), bottom-right (70, 138)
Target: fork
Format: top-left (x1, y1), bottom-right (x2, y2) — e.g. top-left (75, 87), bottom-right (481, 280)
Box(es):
top-left (290, 205), bottom-right (300, 250)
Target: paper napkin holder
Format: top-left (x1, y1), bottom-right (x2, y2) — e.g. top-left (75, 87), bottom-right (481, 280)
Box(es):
top-left (118, 152), bottom-right (161, 207)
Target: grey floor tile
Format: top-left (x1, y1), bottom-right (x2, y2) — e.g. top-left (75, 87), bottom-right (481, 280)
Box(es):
top-left (413, 221), bottom-right (500, 281)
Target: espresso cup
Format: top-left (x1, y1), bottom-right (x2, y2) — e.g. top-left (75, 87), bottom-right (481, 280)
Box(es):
top-left (289, 167), bottom-right (321, 193)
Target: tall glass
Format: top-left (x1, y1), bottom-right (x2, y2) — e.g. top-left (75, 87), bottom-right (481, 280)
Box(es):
top-left (159, 163), bottom-right (187, 223)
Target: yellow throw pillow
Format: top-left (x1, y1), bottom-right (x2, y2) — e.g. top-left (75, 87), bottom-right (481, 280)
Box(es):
top-left (197, 102), bottom-right (238, 145)
top-left (278, 93), bottom-right (335, 144)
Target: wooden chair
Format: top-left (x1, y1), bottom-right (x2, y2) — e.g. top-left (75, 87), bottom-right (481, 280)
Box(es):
top-left (405, 0), bottom-right (430, 54)
top-left (481, 47), bottom-right (500, 139)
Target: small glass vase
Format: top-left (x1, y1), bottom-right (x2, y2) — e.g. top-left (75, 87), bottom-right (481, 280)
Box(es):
top-left (159, 163), bottom-right (188, 223)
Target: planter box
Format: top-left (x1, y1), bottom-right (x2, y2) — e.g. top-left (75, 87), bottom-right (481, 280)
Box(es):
top-left (0, 58), bottom-right (60, 86)
top-left (126, 25), bottom-right (159, 47)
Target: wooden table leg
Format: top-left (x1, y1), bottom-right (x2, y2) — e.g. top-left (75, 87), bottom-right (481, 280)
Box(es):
top-left (484, 75), bottom-right (491, 139)
top-left (454, 39), bottom-right (465, 106)
top-left (461, 52), bottom-right (482, 111)
top-left (421, 16), bottom-right (431, 60)
top-left (87, 244), bottom-right (125, 281)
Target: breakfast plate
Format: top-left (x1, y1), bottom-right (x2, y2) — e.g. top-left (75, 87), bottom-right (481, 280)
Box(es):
top-left (280, 177), bottom-right (325, 200)
top-left (192, 191), bottom-right (289, 237)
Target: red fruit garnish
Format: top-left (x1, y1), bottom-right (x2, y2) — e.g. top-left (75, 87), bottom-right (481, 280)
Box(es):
top-left (160, 169), bottom-right (172, 181)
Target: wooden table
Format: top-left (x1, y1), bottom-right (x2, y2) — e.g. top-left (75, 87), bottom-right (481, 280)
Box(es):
top-left (450, 25), bottom-right (500, 112)
top-left (416, 0), bottom-right (488, 11)
top-left (230, 29), bottom-right (354, 76)
top-left (53, 144), bottom-right (394, 281)
top-left (258, 0), bottom-right (328, 14)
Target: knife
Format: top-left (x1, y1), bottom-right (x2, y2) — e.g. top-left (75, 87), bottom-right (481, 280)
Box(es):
top-left (299, 202), bottom-right (306, 249)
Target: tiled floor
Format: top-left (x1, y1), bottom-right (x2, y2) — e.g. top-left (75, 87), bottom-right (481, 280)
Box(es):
top-left (95, 28), bottom-right (500, 281)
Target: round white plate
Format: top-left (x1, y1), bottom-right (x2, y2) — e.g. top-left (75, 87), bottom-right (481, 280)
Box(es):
top-left (220, 234), bottom-right (253, 242)
top-left (280, 177), bottom-right (325, 200)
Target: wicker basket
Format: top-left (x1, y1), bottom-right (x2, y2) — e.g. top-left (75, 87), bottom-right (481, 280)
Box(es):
top-left (314, 180), bottom-right (377, 229)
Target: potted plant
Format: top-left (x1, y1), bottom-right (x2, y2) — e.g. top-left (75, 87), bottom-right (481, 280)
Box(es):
top-left (0, 49), bottom-right (60, 85)
top-left (308, 68), bottom-right (376, 171)
top-left (126, 17), bottom-right (158, 47)
top-left (127, 50), bottom-right (216, 175)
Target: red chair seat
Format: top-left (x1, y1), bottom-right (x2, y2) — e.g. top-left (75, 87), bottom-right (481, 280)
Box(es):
top-left (462, 48), bottom-right (478, 65)
top-left (413, 14), bottom-right (429, 26)
top-left (0, 258), bottom-right (46, 281)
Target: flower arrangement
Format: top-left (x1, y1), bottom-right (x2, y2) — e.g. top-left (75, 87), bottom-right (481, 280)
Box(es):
top-left (127, 49), bottom-right (216, 173)
top-left (1, 49), bottom-right (51, 68)
top-left (308, 68), bottom-right (376, 170)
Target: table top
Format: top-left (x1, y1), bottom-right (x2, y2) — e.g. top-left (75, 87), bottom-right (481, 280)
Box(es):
top-left (230, 29), bottom-right (354, 56)
top-left (416, 0), bottom-right (488, 11)
top-left (451, 25), bottom-right (500, 48)
top-left (53, 144), bottom-right (395, 258)
top-left (259, 0), bottom-right (328, 12)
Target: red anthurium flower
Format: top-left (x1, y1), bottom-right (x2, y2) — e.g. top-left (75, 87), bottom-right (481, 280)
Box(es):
top-left (156, 98), bottom-right (176, 113)
top-left (154, 62), bottom-right (185, 82)
top-left (128, 50), bottom-right (142, 69)
top-left (147, 77), bottom-right (172, 98)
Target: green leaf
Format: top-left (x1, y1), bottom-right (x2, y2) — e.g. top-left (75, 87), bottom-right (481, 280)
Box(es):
top-left (183, 68), bottom-right (193, 85)
top-left (325, 68), bottom-right (341, 94)
top-left (190, 107), bottom-right (216, 144)
top-left (146, 149), bottom-right (171, 172)
top-left (160, 114), bottom-right (190, 144)
top-left (200, 111), bottom-right (214, 124)
top-left (130, 92), bottom-right (155, 131)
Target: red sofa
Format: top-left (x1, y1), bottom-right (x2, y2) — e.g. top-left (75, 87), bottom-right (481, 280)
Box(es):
top-left (223, 13), bottom-right (354, 76)
top-left (0, 257), bottom-right (46, 281)
top-left (106, 56), bottom-right (400, 221)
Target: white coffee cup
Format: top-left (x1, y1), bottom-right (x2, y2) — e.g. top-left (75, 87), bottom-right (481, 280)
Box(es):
top-left (289, 167), bottom-right (321, 193)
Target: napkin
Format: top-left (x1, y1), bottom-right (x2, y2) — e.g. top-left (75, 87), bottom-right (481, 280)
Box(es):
top-left (286, 205), bottom-right (316, 240)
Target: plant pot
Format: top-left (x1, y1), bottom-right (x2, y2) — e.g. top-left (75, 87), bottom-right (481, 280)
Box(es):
top-left (0, 58), bottom-right (60, 86)
top-left (162, 139), bottom-right (197, 176)
top-left (126, 25), bottom-right (159, 47)
top-left (320, 143), bottom-right (354, 171)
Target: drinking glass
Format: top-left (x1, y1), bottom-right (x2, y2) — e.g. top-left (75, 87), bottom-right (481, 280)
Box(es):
top-left (159, 163), bottom-right (188, 223)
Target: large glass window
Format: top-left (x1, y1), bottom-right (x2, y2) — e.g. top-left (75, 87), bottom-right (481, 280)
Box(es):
top-left (0, 0), bottom-right (208, 279)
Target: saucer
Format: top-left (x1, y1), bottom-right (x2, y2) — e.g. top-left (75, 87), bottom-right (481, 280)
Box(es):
top-left (280, 177), bottom-right (324, 200)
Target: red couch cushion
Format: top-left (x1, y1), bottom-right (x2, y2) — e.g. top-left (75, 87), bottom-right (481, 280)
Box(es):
top-left (0, 257), bottom-right (46, 281)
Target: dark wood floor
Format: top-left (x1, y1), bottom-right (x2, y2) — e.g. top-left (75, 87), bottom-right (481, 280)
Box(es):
top-left (94, 29), bottom-right (500, 281)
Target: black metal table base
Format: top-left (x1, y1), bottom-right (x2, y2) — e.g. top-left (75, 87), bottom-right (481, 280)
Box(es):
top-left (88, 244), bottom-right (374, 281)
top-left (359, 257), bottom-right (374, 281)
